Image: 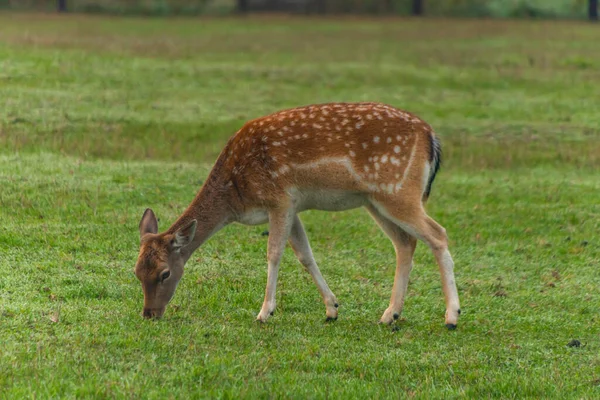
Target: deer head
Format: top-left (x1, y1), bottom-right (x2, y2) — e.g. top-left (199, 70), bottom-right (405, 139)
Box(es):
top-left (134, 208), bottom-right (197, 319)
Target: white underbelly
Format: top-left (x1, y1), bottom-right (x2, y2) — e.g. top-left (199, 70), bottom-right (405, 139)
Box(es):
top-left (236, 188), bottom-right (367, 226)
top-left (290, 188), bottom-right (368, 212)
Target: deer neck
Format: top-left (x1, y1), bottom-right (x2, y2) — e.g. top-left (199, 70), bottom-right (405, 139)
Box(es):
top-left (166, 171), bottom-right (234, 263)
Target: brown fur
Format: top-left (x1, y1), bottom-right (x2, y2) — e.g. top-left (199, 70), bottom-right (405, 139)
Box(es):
top-left (136, 235), bottom-right (170, 276)
top-left (134, 102), bottom-right (460, 328)
top-left (216, 102), bottom-right (432, 209)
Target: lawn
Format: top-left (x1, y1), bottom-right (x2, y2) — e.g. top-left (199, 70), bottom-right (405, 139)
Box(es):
top-left (0, 13), bottom-right (599, 399)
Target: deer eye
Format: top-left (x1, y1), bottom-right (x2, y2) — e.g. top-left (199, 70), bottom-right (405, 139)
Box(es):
top-left (160, 270), bottom-right (171, 283)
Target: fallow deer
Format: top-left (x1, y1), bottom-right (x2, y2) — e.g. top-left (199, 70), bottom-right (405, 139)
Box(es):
top-left (135, 102), bottom-right (460, 329)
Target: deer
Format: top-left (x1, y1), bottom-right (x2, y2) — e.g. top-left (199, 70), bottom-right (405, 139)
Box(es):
top-left (135, 102), bottom-right (461, 329)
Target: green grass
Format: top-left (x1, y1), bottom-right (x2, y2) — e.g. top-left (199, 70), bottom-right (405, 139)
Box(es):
top-left (1, 13), bottom-right (599, 399)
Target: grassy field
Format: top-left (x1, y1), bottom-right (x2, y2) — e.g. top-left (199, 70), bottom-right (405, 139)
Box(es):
top-left (1, 13), bottom-right (599, 398)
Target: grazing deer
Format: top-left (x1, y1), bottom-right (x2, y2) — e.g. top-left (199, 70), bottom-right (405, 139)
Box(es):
top-left (135, 102), bottom-right (460, 329)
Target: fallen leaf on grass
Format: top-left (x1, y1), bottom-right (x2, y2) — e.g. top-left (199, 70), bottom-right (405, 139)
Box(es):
top-left (49, 311), bottom-right (60, 323)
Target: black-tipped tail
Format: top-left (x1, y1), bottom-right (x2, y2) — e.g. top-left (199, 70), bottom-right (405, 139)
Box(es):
top-left (424, 132), bottom-right (442, 200)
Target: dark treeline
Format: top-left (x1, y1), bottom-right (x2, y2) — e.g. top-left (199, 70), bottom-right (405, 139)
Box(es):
top-left (41, 0), bottom-right (597, 20)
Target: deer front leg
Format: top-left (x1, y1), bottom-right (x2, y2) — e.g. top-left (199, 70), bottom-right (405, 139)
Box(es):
top-left (288, 215), bottom-right (339, 321)
top-left (256, 208), bottom-right (294, 323)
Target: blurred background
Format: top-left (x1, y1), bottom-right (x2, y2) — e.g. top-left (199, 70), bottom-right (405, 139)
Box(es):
top-left (1, 0), bottom-right (600, 397)
top-left (2, 0), bottom-right (598, 20)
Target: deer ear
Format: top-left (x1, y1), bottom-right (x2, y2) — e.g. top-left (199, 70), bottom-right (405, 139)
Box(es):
top-left (172, 219), bottom-right (197, 250)
top-left (139, 208), bottom-right (158, 239)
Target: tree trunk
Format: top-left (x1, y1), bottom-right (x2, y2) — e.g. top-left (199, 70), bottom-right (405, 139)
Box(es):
top-left (412, 0), bottom-right (423, 16)
top-left (57, 0), bottom-right (67, 12)
top-left (590, 0), bottom-right (598, 21)
top-left (306, 0), bottom-right (327, 14)
top-left (384, 0), bottom-right (393, 14)
top-left (317, 0), bottom-right (326, 14)
top-left (237, 0), bottom-right (248, 14)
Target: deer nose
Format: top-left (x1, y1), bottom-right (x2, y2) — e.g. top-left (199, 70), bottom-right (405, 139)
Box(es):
top-left (142, 308), bottom-right (164, 319)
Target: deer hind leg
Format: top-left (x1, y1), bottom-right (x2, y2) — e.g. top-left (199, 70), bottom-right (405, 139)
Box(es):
top-left (288, 215), bottom-right (339, 321)
top-left (366, 205), bottom-right (417, 325)
top-left (370, 198), bottom-right (461, 329)
top-left (256, 208), bottom-right (294, 323)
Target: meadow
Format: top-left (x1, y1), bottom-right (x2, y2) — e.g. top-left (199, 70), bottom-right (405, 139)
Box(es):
top-left (0, 13), bottom-right (599, 398)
